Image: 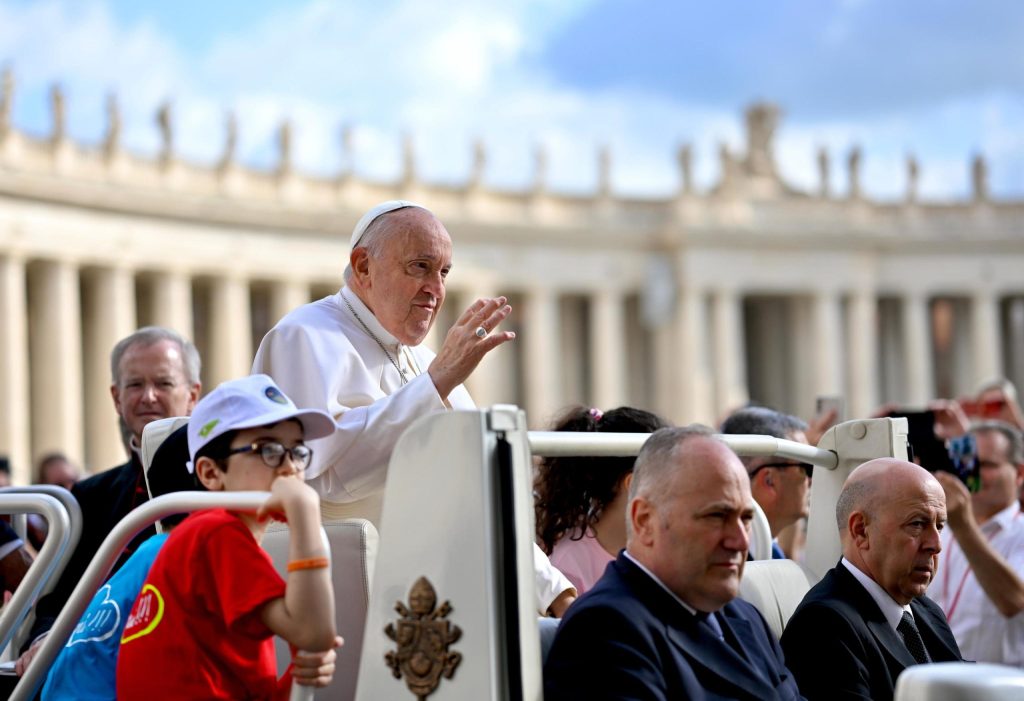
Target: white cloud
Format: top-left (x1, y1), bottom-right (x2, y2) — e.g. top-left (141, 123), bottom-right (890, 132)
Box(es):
top-left (0, 1), bottom-right (186, 133)
top-left (0, 0), bottom-right (1019, 200)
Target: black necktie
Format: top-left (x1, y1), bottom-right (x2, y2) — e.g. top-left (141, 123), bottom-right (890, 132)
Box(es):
top-left (898, 611), bottom-right (931, 664)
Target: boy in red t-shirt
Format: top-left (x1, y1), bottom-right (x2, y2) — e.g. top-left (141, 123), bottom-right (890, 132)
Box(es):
top-left (116, 374), bottom-right (340, 700)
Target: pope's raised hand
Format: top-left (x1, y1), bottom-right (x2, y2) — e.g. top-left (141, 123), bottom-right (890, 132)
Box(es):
top-left (428, 296), bottom-right (515, 398)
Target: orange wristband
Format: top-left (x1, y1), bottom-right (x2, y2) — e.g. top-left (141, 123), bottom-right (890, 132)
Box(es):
top-left (287, 557), bottom-right (329, 572)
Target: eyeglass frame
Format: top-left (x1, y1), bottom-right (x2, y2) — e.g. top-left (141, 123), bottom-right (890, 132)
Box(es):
top-left (748, 461), bottom-right (814, 480)
top-left (224, 441), bottom-right (314, 470)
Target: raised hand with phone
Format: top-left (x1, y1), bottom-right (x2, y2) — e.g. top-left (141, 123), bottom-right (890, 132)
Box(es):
top-left (927, 421), bottom-right (1024, 666)
top-left (885, 401), bottom-right (980, 492)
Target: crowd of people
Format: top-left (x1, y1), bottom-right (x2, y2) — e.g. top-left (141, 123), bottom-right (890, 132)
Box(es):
top-left (0, 198), bottom-right (1022, 698)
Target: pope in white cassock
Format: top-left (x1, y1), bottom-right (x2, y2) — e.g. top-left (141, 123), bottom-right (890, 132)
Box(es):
top-left (252, 200), bottom-right (576, 616)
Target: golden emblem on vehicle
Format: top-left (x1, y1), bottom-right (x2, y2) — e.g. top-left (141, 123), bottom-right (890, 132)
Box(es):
top-left (384, 576), bottom-right (462, 699)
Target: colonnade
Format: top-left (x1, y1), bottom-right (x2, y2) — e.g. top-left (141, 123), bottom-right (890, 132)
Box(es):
top-left (0, 251), bottom-right (1020, 485)
top-left (0, 256), bottom-right (328, 482)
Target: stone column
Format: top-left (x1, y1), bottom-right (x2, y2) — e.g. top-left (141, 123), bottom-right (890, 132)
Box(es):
top-left (970, 289), bottom-right (1001, 388)
top-left (665, 286), bottom-right (711, 424)
top-left (206, 275), bottom-right (252, 388)
top-left (268, 279), bottom-right (310, 330)
top-left (651, 320), bottom-right (676, 421)
top-left (82, 267), bottom-right (136, 471)
top-left (0, 256), bottom-right (31, 482)
top-left (149, 270), bottom-right (193, 339)
top-left (523, 289), bottom-right (560, 427)
top-left (589, 289), bottom-right (626, 410)
top-left (711, 288), bottom-right (748, 418)
top-left (902, 291), bottom-right (934, 405)
top-left (811, 291), bottom-right (843, 398)
top-left (29, 260), bottom-right (84, 467)
top-left (847, 289), bottom-right (878, 420)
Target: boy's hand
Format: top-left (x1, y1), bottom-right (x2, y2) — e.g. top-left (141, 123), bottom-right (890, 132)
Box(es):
top-left (292, 636), bottom-right (344, 687)
top-left (257, 476), bottom-right (319, 524)
top-left (15, 634), bottom-right (46, 676)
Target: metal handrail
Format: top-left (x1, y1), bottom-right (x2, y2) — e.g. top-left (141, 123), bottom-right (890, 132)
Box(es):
top-left (13, 491), bottom-right (270, 701)
top-left (0, 486), bottom-right (83, 598)
top-left (0, 495), bottom-right (72, 656)
top-left (527, 431), bottom-right (839, 470)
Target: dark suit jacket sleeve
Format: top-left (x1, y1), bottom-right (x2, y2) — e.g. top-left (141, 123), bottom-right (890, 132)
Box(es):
top-left (781, 602), bottom-right (875, 701)
top-left (544, 603), bottom-right (671, 701)
top-left (27, 464), bottom-right (151, 647)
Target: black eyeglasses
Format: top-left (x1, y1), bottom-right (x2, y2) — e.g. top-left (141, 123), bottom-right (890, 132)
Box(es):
top-left (225, 441), bottom-right (313, 470)
top-left (749, 462), bottom-right (814, 479)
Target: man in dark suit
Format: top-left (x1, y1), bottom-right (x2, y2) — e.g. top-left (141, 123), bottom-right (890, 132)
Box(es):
top-left (17, 326), bottom-right (201, 673)
top-left (544, 425), bottom-right (803, 700)
top-left (781, 458), bottom-right (964, 701)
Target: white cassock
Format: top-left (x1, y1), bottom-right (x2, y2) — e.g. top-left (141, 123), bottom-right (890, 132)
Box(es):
top-left (253, 285), bottom-right (575, 612)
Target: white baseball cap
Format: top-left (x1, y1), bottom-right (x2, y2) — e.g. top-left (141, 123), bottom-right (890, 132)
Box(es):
top-left (186, 374), bottom-right (335, 473)
top-left (349, 200), bottom-right (430, 250)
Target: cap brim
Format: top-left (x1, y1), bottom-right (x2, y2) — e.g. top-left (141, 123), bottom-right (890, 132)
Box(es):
top-left (229, 407), bottom-right (336, 442)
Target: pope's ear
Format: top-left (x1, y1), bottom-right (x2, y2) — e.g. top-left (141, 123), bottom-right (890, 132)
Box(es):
top-left (350, 247), bottom-right (371, 281)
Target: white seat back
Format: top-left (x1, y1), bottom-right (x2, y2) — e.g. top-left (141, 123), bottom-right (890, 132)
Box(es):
top-left (748, 500), bottom-right (773, 561)
top-left (894, 662), bottom-right (1024, 701)
top-left (804, 418), bottom-right (910, 580)
top-left (263, 518), bottom-right (378, 701)
top-left (738, 559), bottom-right (815, 641)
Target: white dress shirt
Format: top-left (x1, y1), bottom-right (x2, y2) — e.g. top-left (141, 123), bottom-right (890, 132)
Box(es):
top-left (928, 501), bottom-right (1024, 665)
top-left (841, 557), bottom-right (914, 632)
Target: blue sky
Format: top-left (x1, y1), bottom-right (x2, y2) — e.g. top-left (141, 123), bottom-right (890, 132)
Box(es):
top-left (1, 0), bottom-right (1022, 199)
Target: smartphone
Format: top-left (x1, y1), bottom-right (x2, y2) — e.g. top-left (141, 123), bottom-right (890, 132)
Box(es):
top-left (886, 410), bottom-right (980, 492)
top-left (947, 434), bottom-right (981, 493)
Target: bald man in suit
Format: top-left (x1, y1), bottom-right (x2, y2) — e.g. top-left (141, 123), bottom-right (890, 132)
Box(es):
top-left (781, 459), bottom-right (963, 701)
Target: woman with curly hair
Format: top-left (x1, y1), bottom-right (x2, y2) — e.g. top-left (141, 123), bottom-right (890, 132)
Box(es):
top-left (534, 405), bottom-right (668, 595)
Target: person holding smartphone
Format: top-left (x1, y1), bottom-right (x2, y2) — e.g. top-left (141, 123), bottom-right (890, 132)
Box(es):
top-left (929, 421), bottom-right (1024, 665)
top-left (962, 379), bottom-right (1024, 431)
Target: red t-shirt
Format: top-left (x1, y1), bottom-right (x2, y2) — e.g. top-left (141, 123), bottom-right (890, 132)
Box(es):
top-left (116, 508), bottom-right (288, 700)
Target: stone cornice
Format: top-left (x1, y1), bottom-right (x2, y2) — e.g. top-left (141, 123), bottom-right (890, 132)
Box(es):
top-left (0, 103), bottom-right (1022, 246)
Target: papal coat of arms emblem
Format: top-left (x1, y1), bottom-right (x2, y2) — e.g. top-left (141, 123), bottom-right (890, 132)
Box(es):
top-left (384, 576), bottom-right (462, 700)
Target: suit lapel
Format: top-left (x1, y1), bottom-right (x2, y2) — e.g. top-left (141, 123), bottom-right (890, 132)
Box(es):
top-left (667, 608), bottom-right (774, 698)
top-left (865, 617), bottom-right (917, 669)
top-left (615, 557), bottom-right (774, 699)
top-left (911, 597), bottom-right (961, 662)
top-left (833, 565), bottom-right (918, 669)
